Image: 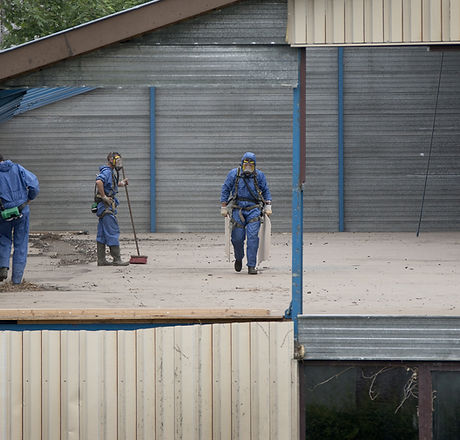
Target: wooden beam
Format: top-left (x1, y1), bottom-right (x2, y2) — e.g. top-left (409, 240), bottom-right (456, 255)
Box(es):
top-left (0, 308), bottom-right (282, 322)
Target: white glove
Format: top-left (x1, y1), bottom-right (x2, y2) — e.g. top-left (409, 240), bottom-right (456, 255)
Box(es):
top-left (220, 206), bottom-right (228, 217)
top-left (119, 178), bottom-right (128, 187)
top-left (264, 204), bottom-right (272, 216)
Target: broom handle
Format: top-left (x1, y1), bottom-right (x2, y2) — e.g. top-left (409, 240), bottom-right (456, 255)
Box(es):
top-left (121, 167), bottom-right (140, 256)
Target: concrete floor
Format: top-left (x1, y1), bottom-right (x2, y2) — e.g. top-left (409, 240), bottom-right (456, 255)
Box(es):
top-left (0, 231), bottom-right (459, 317)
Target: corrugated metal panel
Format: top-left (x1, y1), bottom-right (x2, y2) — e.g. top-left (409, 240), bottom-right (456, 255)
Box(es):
top-left (344, 47), bottom-right (460, 232)
top-left (0, 87), bottom-right (151, 232)
top-left (4, 45), bottom-right (298, 88)
top-left (0, 89), bottom-right (26, 123)
top-left (287, 0), bottom-right (460, 46)
top-left (155, 87), bottom-right (293, 233)
top-left (298, 315), bottom-right (460, 360)
top-left (15, 87), bottom-right (96, 115)
top-left (0, 322), bottom-right (298, 439)
top-left (141, 0), bottom-right (288, 45)
top-left (304, 47), bottom-right (338, 231)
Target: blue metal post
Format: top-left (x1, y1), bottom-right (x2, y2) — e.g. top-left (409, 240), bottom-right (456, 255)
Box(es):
top-left (338, 47), bottom-right (345, 232)
top-left (290, 51), bottom-right (304, 338)
top-left (149, 87), bottom-right (156, 233)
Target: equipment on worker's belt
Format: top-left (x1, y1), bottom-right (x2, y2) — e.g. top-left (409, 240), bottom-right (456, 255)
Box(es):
top-left (121, 166), bottom-right (148, 264)
top-left (91, 202), bottom-right (98, 214)
top-left (0, 200), bottom-right (26, 221)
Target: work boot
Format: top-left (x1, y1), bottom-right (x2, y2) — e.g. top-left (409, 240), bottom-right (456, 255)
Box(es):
top-left (248, 266), bottom-right (257, 275)
top-left (234, 259), bottom-right (242, 272)
top-left (110, 246), bottom-right (129, 266)
top-left (97, 242), bottom-right (111, 266)
top-left (0, 267), bottom-right (7, 282)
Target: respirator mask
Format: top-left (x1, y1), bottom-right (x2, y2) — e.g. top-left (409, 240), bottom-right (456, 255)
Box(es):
top-left (242, 159), bottom-right (255, 176)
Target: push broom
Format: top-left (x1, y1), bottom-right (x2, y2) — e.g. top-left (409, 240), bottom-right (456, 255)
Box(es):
top-left (121, 166), bottom-right (148, 264)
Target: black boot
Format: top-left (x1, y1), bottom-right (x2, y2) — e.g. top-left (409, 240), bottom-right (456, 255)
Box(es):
top-left (110, 246), bottom-right (129, 266)
top-left (0, 267), bottom-right (8, 282)
top-left (248, 266), bottom-right (257, 275)
top-left (97, 242), bottom-right (111, 266)
top-left (234, 260), bottom-right (242, 272)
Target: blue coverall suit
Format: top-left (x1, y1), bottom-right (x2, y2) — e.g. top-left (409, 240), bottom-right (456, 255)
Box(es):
top-left (221, 154), bottom-right (271, 268)
top-left (0, 160), bottom-right (40, 284)
top-left (96, 166), bottom-right (121, 247)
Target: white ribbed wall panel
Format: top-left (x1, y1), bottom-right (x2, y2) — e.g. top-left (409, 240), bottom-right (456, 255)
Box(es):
top-left (0, 322), bottom-right (298, 440)
top-left (287, 0), bottom-right (460, 46)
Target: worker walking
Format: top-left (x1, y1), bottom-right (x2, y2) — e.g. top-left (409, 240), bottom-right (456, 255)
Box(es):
top-left (95, 152), bottom-right (129, 266)
top-left (221, 152), bottom-right (272, 274)
top-left (0, 153), bottom-right (40, 284)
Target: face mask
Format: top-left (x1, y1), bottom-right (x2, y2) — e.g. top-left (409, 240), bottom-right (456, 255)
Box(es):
top-left (242, 161), bottom-right (255, 175)
top-left (114, 157), bottom-right (122, 171)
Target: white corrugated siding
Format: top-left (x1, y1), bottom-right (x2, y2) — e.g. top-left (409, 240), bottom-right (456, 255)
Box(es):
top-left (287, 0), bottom-right (460, 46)
top-left (0, 322), bottom-right (298, 440)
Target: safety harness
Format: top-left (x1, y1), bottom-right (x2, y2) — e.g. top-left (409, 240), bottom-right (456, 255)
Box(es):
top-left (229, 167), bottom-right (266, 228)
top-left (93, 169), bottom-right (119, 219)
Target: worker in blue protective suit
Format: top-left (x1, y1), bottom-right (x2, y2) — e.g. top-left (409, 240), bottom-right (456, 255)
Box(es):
top-left (0, 153), bottom-right (40, 284)
top-left (220, 152), bottom-right (272, 275)
top-left (95, 152), bottom-right (129, 266)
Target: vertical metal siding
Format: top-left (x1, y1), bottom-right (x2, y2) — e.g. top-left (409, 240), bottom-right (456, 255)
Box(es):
top-left (155, 87), bottom-right (293, 233)
top-left (287, 0), bottom-right (460, 46)
top-left (0, 322), bottom-right (297, 440)
top-left (343, 47), bottom-right (460, 231)
top-left (0, 87), bottom-right (151, 233)
top-left (304, 48), bottom-right (339, 231)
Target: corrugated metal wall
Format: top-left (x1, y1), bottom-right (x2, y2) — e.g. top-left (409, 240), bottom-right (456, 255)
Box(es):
top-left (287, 0), bottom-right (460, 46)
top-left (3, 0), bottom-right (297, 89)
top-left (304, 47), bottom-right (338, 231)
top-left (155, 87), bottom-right (293, 232)
top-left (298, 315), bottom-right (460, 361)
top-left (0, 88), bottom-right (151, 232)
top-left (0, 322), bottom-right (298, 440)
top-left (344, 46), bottom-right (460, 231)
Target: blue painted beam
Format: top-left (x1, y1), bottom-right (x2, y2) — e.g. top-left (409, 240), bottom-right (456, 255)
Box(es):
top-left (150, 87), bottom-right (156, 233)
top-left (338, 47), bottom-right (344, 232)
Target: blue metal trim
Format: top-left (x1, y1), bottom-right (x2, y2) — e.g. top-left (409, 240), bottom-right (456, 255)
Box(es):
top-left (150, 87), bottom-right (156, 232)
top-left (338, 47), bottom-right (345, 232)
top-left (0, 322), bottom-right (191, 331)
top-left (291, 54), bottom-right (303, 338)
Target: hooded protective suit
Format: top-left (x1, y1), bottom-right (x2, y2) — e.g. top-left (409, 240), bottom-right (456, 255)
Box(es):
top-left (0, 160), bottom-right (39, 283)
top-left (220, 152), bottom-right (271, 268)
top-left (96, 165), bottom-right (121, 246)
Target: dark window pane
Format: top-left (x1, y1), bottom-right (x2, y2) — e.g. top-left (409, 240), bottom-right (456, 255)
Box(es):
top-left (302, 364), bottom-right (418, 440)
top-left (432, 371), bottom-right (460, 440)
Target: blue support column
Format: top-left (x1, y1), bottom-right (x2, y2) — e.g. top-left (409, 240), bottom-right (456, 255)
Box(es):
top-left (291, 84), bottom-right (304, 337)
top-left (149, 87), bottom-right (156, 233)
top-left (338, 47), bottom-right (345, 232)
top-left (287, 48), bottom-right (305, 339)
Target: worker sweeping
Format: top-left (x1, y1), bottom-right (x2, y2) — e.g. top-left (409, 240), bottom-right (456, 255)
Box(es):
top-left (220, 152), bottom-right (272, 275)
top-left (95, 152), bottom-right (129, 266)
top-left (0, 153), bottom-right (40, 284)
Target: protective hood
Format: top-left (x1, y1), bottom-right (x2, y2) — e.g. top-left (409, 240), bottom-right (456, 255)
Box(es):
top-left (99, 165), bottom-right (112, 173)
top-left (0, 159), bottom-right (14, 173)
top-left (241, 152), bottom-right (256, 166)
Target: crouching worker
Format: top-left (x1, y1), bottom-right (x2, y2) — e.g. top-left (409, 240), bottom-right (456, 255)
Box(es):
top-left (0, 154), bottom-right (40, 284)
top-left (95, 152), bottom-right (129, 266)
top-left (220, 152), bottom-right (272, 275)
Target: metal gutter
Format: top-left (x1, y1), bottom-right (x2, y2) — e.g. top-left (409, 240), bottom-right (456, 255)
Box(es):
top-left (0, 0), bottom-right (241, 83)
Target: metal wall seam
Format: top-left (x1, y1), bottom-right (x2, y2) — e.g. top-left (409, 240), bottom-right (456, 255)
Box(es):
top-left (136, 328), bottom-right (156, 440)
top-left (150, 87), bottom-right (156, 233)
top-left (338, 47), bottom-right (344, 232)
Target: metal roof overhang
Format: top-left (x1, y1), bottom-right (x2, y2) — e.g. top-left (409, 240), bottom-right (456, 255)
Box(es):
top-left (0, 0), bottom-right (241, 84)
top-left (287, 0), bottom-right (460, 47)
